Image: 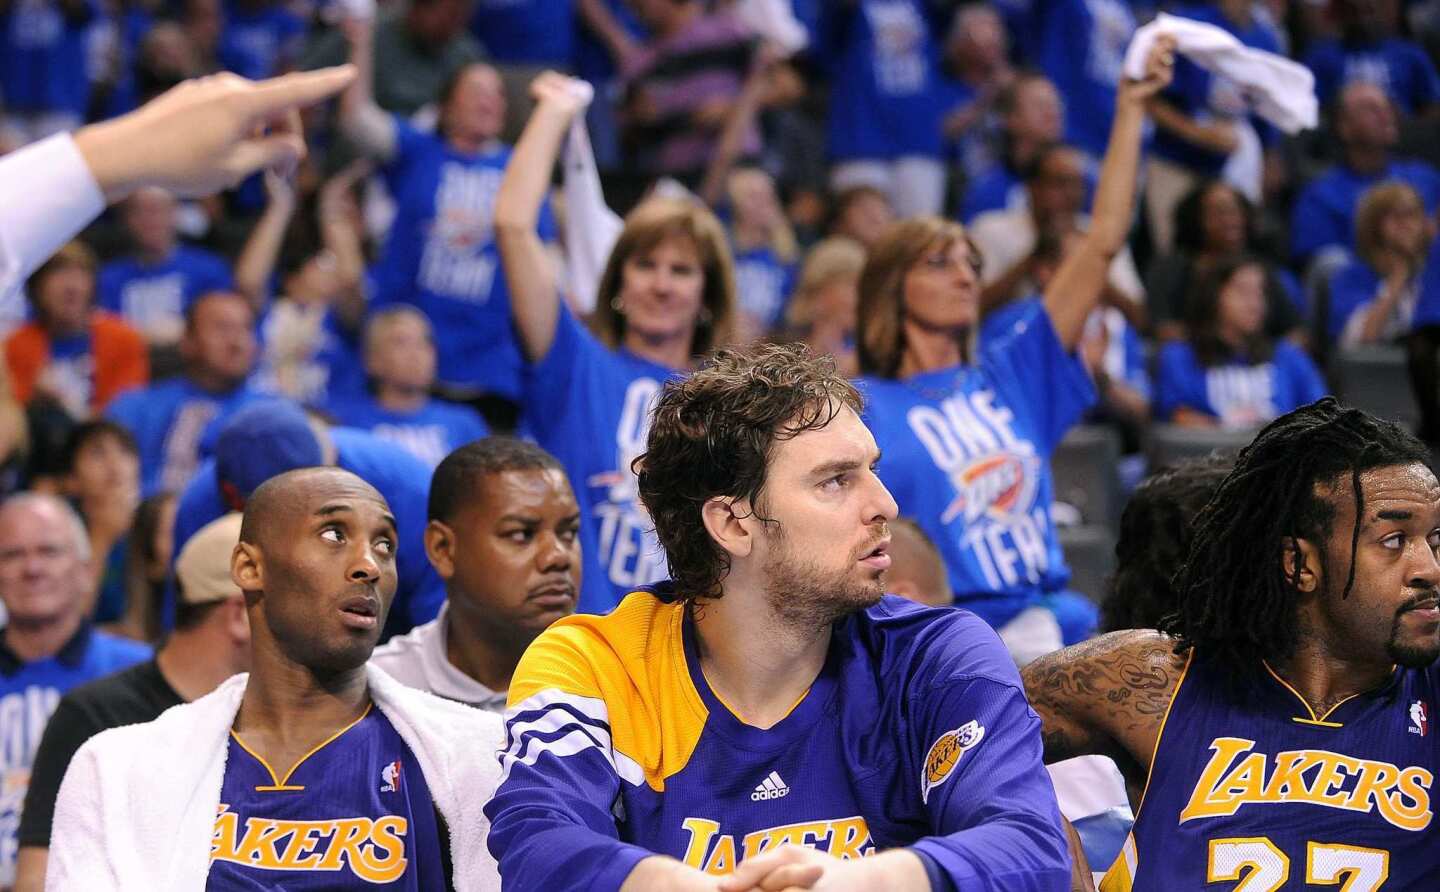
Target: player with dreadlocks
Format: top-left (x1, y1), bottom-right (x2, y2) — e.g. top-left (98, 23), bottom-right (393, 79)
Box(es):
top-left (1022, 397), bottom-right (1440, 889)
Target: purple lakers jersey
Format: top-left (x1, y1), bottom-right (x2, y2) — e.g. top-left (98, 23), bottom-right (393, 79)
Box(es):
top-left (208, 704), bottom-right (449, 889)
top-left (1102, 653), bottom-right (1439, 890)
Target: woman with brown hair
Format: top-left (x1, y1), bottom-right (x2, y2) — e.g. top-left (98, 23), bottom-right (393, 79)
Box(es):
top-left (856, 40), bottom-right (1175, 662)
top-left (495, 71), bottom-right (736, 615)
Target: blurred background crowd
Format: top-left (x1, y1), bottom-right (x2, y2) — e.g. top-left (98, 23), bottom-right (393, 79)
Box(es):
top-left (3, 0), bottom-right (1440, 884)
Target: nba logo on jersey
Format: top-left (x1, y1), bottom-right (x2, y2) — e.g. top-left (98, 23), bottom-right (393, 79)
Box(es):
top-left (380, 760), bottom-right (401, 793)
top-left (1410, 700), bottom-right (1428, 737)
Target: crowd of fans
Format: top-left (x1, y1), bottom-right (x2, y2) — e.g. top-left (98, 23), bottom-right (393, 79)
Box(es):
top-left (4, 0), bottom-right (1440, 886)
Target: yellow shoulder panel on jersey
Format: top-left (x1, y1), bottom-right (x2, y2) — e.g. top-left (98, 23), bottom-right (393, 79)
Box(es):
top-left (507, 590), bottom-right (709, 792)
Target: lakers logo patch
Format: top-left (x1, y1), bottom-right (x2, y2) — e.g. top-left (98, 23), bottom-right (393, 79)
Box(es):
top-left (921, 720), bottom-right (986, 803)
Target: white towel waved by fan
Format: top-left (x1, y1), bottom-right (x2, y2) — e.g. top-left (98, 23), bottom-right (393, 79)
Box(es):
top-left (1123, 12), bottom-right (1317, 134)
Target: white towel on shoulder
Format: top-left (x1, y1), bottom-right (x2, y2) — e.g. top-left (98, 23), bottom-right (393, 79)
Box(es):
top-left (46, 664), bottom-right (504, 891)
top-left (1123, 12), bottom-right (1318, 134)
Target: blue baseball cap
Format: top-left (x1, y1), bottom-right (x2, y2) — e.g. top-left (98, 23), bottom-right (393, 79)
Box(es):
top-left (213, 400), bottom-right (325, 500)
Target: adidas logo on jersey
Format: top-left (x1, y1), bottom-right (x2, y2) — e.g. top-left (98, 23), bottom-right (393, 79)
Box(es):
top-left (751, 771), bottom-right (790, 801)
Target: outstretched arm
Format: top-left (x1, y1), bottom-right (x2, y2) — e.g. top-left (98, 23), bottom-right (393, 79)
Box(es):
top-left (337, 16), bottom-right (397, 160)
top-left (495, 72), bottom-right (588, 362)
top-left (1021, 629), bottom-right (1185, 780)
top-left (234, 171), bottom-right (296, 311)
top-left (1043, 37), bottom-right (1174, 349)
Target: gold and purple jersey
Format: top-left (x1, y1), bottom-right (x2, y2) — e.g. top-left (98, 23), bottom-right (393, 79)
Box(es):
top-left (485, 587), bottom-right (1072, 891)
top-left (207, 705), bottom-right (449, 889)
top-left (1102, 652), bottom-right (1439, 891)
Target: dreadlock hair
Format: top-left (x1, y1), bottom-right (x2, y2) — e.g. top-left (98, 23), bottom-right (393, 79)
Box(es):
top-left (1160, 398), bottom-right (1432, 683)
top-left (1101, 451), bottom-right (1234, 633)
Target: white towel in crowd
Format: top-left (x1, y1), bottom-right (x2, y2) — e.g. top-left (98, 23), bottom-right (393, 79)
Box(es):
top-left (1123, 12), bottom-right (1318, 134)
top-left (561, 79), bottom-right (624, 314)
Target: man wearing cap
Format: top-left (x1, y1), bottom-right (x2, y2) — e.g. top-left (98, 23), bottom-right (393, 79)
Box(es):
top-left (168, 398), bottom-right (444, 637)
top-left (46, 467), bottom-right (502, 889)
top-left (11, 513), bottom-right (251, 892)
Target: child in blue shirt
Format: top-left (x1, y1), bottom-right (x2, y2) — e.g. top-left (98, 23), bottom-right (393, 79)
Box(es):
top-left (328, 307), bottom-right (488, 468)
top-left (495, 72), bottom-right (738, 615)
top-left (1156, 256), bottom-right (1327, 428)
top-left (725, 167), bottom-right (799, 337)
top-left (857, 39), bottom-right (1175, 656)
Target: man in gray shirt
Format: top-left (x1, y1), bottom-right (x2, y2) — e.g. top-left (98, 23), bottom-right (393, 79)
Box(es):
top-left (372, 437), bottom-right (580, 710)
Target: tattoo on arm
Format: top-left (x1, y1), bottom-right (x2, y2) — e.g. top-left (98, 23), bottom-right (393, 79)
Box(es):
top-left (1022, 631), bottom-right (1183, 768)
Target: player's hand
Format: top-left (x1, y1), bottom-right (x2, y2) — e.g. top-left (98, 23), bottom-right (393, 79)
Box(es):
top-left (74, 65), bottom-right (357, 203)
top-left (720, 847), bottom-right (929, 892)
top-left (717, 846), bottom-right (827, 892)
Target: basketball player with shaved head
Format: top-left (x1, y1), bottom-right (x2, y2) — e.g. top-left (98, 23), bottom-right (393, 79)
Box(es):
top-left (46, 467), bottom-right (503, 889)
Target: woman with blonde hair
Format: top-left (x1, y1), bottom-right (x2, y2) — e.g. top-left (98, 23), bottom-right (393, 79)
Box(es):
top-left (1327, 181), bottom-right (1433, 346)
top-left (495, 71), bottom-right (736, 615)
top-left (781, 237), bottom-right (866, 375)
top-left (857, 39), bottom-right (1175, 662)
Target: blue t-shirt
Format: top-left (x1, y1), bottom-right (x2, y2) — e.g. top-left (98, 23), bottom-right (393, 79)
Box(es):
top-left (731, 245), bottom-right (797, 332)
top-left (1154, 340), bottom-right (1328, 427)
top-left (372, 119), bottom-right (556, 399)
top-left (859, 309), bottom-right (1095, 629)
top-left (210, 705), bottom-right (447, 889)
top-left (0, 626), bottom-right (149, 886)
top-left (252, 303), bottom-right (367, 409)
top-left (106, 379), bottom-right (268, 495)
top-left (219, 2), bottom-right (306, 80)
top-left (522, 308), bottom-right (678, 615)
top-left (1290, 159), bottom-right (1440, 265)
top-left (815, 0), bottom-right (947, 161)
top-left (470, 0), bottom-right (573, 66)
top-left (0, 0), bottom-right (94, 116)
top-left (328, 397), bottom-right (489, 468)
top-left (169, 427), bottom-right (445, 636)
top-left (97, 246), bottom-right (235, 340)
top-left (1151, 4), bottom-right (1284, 175)
top-left (1305, 37), bottom-right (1440, 116)
top-left (1036, 0), bottom-right (1136, 158)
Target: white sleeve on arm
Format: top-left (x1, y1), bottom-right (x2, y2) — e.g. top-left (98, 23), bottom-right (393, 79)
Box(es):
top-left (0, 134), bottom-right (105, 302)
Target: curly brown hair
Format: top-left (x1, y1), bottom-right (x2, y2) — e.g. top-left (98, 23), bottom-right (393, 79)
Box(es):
top-left (635, 342), bottom-right (862, 600)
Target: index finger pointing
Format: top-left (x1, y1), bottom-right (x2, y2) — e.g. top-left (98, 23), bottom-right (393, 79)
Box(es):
top-left (239, 65), bottom-right (358, 119)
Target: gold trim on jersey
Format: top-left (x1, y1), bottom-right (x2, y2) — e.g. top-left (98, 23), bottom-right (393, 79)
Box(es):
top-left (230, 703), bottom-right (374, 792)
top-left (1260, 660), bottom-right (1397, 728)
